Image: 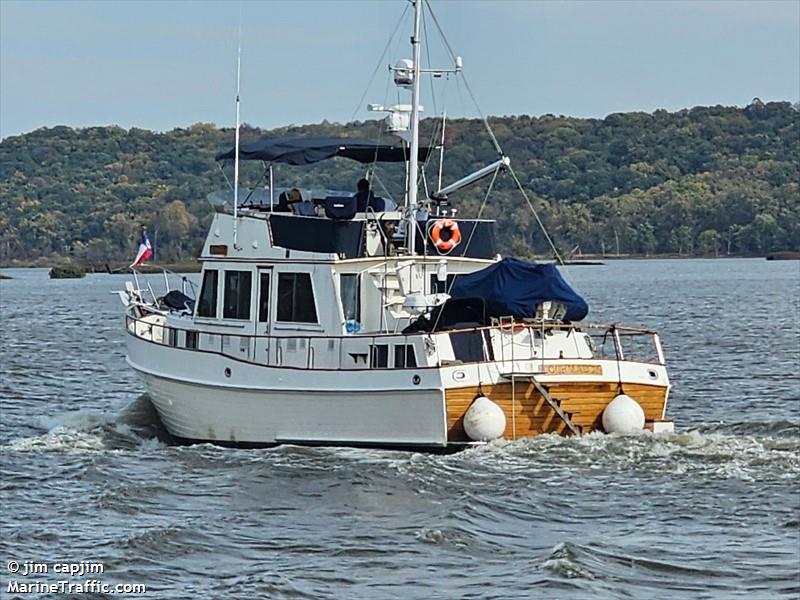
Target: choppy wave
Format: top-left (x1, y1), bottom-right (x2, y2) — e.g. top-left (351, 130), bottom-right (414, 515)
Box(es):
top-left (697, 419), bottom-right (800, 438)
top-left (540, 540), bottom-right (752, 598)
top-left (4, 395), bottom-right (170, 453)
top-left (2, 394), bottom-right (798, 600)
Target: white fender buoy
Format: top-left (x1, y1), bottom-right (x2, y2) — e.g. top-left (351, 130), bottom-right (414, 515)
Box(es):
top-left (602, 394), bottom-right (645, 434)
top-left (463, 395), bottom-right (506, 441)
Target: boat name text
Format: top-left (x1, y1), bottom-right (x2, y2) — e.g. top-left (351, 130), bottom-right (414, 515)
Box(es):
top-left (544, 364), bottom-right (603, 376)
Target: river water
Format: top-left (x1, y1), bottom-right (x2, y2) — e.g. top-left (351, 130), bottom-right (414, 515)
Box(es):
top-left (1, 259), bottom-right (798, 599)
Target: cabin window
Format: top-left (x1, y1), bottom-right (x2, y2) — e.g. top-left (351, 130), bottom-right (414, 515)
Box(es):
top-left (340, 274), bottom-right (360, 322)
top-left (185, 330), bottom-right (198, 350)
top-left (223, 270), bottom-right (252, 320)
top-left (258, 272), bottom-right (270, 323)
top-left (277, 273), bottom-right (318, 323)
top-left (430, 273), bottom-right (458, 294)
top-left (197, 270), bottom-right (218, 318)
top-left (371, 344), bottom-right (388, 369)
top-left (449, 331), bottom-right (484, 362)
top-left (394, 344), bottom-right (417, 368)
top-left (167, 328), bottom-right (177, 347)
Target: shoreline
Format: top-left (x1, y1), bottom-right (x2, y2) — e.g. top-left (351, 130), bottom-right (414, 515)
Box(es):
top-left (1, 254), bottom-right (795, 272)
top-left (0, 260), bottom-right (202, 273)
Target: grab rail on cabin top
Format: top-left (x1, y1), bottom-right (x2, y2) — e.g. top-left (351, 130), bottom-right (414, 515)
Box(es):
top-left (125, 313), bottom-right (666, 371)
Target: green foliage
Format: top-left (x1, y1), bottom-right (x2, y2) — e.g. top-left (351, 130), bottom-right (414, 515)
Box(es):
top-left (1, 101), bottom-right (797, 262)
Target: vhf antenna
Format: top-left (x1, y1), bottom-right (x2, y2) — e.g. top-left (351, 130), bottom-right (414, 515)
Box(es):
top-left (232, 10), bottom-right (243, 250)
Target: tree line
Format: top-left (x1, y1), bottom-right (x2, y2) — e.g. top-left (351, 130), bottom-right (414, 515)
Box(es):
top-left (0, 99), bottom-right (797, 263)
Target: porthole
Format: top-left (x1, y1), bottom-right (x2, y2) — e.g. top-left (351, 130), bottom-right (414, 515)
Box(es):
top-left (224, 368), bottom-right (232, 378)
top-left (412, 375), bottom-right (421, 385)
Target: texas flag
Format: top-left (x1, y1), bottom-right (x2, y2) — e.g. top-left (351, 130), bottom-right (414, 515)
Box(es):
top-left (130, 229), bottom-right (153, 268)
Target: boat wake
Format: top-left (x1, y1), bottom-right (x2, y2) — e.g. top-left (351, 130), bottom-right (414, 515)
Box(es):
top-left (4, 394), bottom-right (171, 453)
top-left (5, 398), bottom-right (798, 486)
top-left (440, 423), bottom-right (800, 483)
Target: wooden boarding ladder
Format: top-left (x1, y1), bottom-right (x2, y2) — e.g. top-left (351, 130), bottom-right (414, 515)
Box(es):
top-left (495, 315), bottom-right (581, 437)
top-left (502, 372), bottom-right (582, 437)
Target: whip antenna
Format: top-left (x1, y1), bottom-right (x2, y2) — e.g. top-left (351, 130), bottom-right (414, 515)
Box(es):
top-left (437, 110), bottom-right (446, 194)
top-left (232, 11), bottom-right (242, 250)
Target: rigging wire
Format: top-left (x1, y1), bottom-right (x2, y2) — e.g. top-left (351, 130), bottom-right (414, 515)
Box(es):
top-left (427, 167), bottom-right (501, 332)
top-left (348, 3), bottom-right (410, 124)
top-left (418, 3), bottom-right (443, 176)
top-left (507, 164), bottom-right (565, 266)
top-left (448, 167), bottom-right (499, 281)
top-left (370, 171), bottom-right (396, 205)
top-left (416, 3), bottom-right (584, 320)
top-left (419, 40), bottom-right (450, 174)
top-left (365, 57), bottom-right (397, 181)
top-left (424, 0), bottom-right (502, 156)
top-left (424, 1), bottom-right (569, 268)
top-left (422, 7), bottom-right (437, 117)
top-left (219, 163), bottom-right (234, 191)
top-left (354, 2), bottom-right (571, 292)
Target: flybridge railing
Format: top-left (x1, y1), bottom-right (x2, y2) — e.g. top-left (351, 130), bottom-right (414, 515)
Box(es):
top-left (126, 314), bottom-right (665, 371)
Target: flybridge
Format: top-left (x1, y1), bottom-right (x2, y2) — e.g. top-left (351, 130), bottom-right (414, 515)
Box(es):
top-left (197, 206), bottom-right (498, 260)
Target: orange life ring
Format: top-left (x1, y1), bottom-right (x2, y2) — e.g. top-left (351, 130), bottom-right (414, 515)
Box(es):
top-left (431, 219), bottom-right (462, 252)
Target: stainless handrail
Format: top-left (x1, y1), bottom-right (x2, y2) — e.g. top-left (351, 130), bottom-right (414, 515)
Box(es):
top-left (125, 313), bottom-right (665, 369)
top-left (130, 265), bottom-right (198, 300)
top-left (127, 313), bottom-right (661, 342)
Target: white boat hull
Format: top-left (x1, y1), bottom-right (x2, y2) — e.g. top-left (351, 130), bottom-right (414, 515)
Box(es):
top-left (138, 372), bottom-right (448, 446)
top-left (127, 331), bottom-right (671, 448)
top-left (127, 333), bottom-right (449, 447)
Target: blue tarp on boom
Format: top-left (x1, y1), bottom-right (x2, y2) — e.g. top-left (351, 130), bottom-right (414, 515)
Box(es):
top-left (449, 258), bottom-right (589, 321)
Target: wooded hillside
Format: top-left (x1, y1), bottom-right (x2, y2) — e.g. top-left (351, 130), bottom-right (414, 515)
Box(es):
top-left (1, 100), bottom-right (797, 263)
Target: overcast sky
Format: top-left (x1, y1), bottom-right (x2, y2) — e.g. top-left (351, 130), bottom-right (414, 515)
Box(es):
top-left (1, 0), bottom-right (798, 139)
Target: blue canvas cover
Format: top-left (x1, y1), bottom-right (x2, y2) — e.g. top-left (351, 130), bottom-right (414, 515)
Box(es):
top-left (448, 258), bottom-right (589, 321)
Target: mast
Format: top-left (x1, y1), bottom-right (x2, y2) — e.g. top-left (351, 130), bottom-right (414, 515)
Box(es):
top-left (232, 24), bottom-right (242, 250)
top-left (407, 0), bottom-right (423, 256)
